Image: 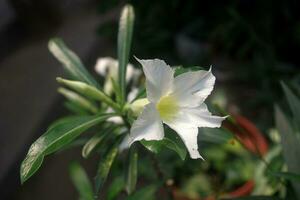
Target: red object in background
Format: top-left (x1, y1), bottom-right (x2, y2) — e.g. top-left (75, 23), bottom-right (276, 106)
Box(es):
top-left (221, 114), bottom-right (269, 199)
top-left (227, 180), bottom-right (255, 198)
top-left (173, 114), bottom-right (269, 200)
top-left (224, 115), bottom-right (269, 156)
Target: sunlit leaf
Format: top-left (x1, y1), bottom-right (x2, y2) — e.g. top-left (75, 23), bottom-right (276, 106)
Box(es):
top-left (48, 38), bottom-right (99, 88)
top-left (20, 113), bottom-right (114, 184)
top-left (69, 162), bottom-right (94, 200)
top-left (118, 4), bottom-right (135, 104)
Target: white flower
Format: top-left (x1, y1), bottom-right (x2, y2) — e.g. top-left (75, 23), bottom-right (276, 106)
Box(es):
top-left (95, 57), bottom-right (141, 95)
top-left (129, 58), bottom-right (226, 159)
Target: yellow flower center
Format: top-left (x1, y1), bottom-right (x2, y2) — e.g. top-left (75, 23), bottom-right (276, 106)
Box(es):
top-left (156, 95), bottom-right (179, 121)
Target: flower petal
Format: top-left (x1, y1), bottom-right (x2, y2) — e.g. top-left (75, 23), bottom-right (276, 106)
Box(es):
top-left (166, 123), bottom-right (203, 159)
top-left (129, 103), bottom-right (164, 144)
top-left (95, 57), bottom-right (137, 95)
top-left (95, 57), bottom-right (118, 77)
top-left (95, 57), bottom-right (136, 82)
top-left (136, 57), bottom-right (174, 103)
top-left (173, 68), bottom-right (215, 107)
top-left (167, 103), bottom-right (226, 129)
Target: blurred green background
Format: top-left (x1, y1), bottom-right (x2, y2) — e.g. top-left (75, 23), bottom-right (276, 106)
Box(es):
top-left (0, 0), bottom-right (300, 199)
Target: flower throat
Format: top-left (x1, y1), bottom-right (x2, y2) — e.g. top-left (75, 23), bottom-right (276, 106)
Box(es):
top-left (156, 95), bottom-right (179, 121)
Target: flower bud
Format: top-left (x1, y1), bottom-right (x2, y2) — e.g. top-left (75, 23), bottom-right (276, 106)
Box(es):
top-left (129, 98), bottom-right (149, 116)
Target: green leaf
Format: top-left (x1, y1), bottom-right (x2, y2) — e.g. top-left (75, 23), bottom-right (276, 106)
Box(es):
top-left (275, 105), bottom-right (300, 197)
top-left (269, 171), bottom-right (300, 182)
top-left (82, 126), bottom-right (115, 158)
top-left (281, 82), bottom-right (300, 129)
top-left (141, 140), bottom-right (162, 154)
top-left (20, 113), bottom-right (114, 184)
top-left (107, 177), bottom-right (125, 200)
top-left (110, 77), bottom-right (122, 104)
top-left (95, 140), bottom-right (119, 194)
top-left (199, 128), bottom-right (234, 144)
top-left (64, 101), bottom-right (89, 115)
top-left (125, 184), bottom-right (157, 200)
top-left (47, 116), bottom-right (82, 131)
top-left (69, 162), bottom-right (94, 200)
top-left (174, 66), bottom-right (205, 77)
top-left (141, 137), bottom-right (187, 160)
top-left (58, 87), bottom-right (98, 114)
top-left (48, 38), bottom-right (99, 88)
top-left (125, 146), bottom-right (138, 194)
top-left (58, 137), bottom-right (89, 152)
top-left (57, 77), bottom-right (120, 111)
top-left (117, 4), bottom-right (135, 104)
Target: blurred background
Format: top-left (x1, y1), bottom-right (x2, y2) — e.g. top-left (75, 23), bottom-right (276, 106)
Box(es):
top-left (1, 0), bottom-right (300, 199)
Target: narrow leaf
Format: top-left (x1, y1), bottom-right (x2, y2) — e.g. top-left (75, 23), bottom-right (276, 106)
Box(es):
top-left (125, 146), bottom-right (138, 194)
top-left (20, 113), bottom-right (114, 184)
top-left (95, 141), bottom-right (119, 194)
top-left (110, 77), bottom-right (122, 104)
top-left (48, 38), bottom-right (99, 88)
top-left (69, 162), bottom-right (94, 200)
top-left (58, 87), bottom-right (98, 114)
top-left (281, 82), bottom-right (300, 128)
top-left (82, 126), bottom-right (115, 158)
top-left (275, 105), bottom-right (300, 197)
top-left (107, 177), bottom-right (125, 200)
top-left (57, 77), bottom-right (120, 111)
top-left (118, 4), bottom-right (135, 104)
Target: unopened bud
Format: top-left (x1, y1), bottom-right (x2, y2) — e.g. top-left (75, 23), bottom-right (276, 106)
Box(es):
top-left (130, 98), bottom-right (149, 116)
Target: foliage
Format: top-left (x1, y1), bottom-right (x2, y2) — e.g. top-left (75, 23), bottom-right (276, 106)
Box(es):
top-left (19, 3), bottom-right (300, 200)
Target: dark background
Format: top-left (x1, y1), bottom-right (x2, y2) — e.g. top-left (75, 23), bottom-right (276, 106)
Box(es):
top-left (0, 0), bottom-right (299, 199)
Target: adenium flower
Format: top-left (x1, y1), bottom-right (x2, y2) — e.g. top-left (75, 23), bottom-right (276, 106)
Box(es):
top-left (129, 58), bottom-right (226, 159)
